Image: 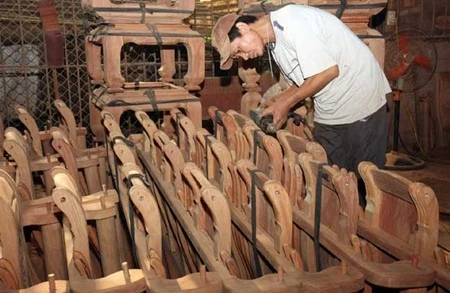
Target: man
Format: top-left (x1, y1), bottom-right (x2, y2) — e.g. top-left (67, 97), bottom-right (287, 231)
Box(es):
top-left (211, 4), bottom-right (391, 207)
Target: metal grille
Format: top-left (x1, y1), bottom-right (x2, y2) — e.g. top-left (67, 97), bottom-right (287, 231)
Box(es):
top-left (0, 0), bottom-right (241, 139)
top-left (0, 0), bottom-right (90, 134)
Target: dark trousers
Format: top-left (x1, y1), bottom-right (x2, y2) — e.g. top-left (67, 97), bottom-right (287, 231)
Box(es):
top-left (314, 104), bottom-right (388, 207)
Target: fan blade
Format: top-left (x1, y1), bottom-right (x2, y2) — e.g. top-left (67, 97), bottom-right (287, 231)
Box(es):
top-left (412, 56), bottom-right (432, 68)
top-left (399, 34), bottom-right (409, 54)
top-left (388, 61), bottom-right (409, 79)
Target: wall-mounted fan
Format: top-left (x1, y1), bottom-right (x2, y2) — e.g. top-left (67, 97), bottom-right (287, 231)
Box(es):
top-left (384, 28), bottom-right (437, 170)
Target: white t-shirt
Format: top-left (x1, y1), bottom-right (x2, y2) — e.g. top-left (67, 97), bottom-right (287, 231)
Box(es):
top-left (269, 5), bottom-right (391, 125)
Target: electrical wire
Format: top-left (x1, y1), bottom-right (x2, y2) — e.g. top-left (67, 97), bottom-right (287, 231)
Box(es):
top-left (400, 92), bottom-right (450, 166)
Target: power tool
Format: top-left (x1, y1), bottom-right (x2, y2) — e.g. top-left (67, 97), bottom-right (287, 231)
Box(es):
top-left (249, 108), bottom-right (303, 134)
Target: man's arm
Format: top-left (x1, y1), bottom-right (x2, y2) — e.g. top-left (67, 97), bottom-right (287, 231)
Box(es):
top-left (261, 65), bottom-right (339, 128)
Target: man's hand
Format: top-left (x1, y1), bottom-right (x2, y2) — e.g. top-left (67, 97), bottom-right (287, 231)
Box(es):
top-left (260, 99), bottom-right (290, 130)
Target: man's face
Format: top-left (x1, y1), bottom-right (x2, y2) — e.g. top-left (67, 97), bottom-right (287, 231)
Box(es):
top-left (229, 23), bottom-right (264, 61)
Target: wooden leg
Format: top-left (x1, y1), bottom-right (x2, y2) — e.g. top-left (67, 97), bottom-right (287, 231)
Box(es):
top-left (97, 217), bottom-right (121, 276)
top-left (185, 101), bottom-right (202, 129)
top-left (42, 223), bottom-right (68, 280)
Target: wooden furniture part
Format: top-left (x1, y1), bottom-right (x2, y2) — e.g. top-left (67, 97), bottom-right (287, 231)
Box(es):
top-left (359, 162), bottom-right (450, 290)
top-left (154, 112), bottom-right (364, 291)
top-left (15, 103), bottom-right (87, 156)
top-left (243, 124), bottom-right (284, 181)
top-left (145, 137), bottom-right (297, 291)
top-left (102, 111), bottom-right (203, 279)
top-left (208, 107), bottom-right (252, 161)
top-left (276, 131), bottom-right (325, 265)
top-left (50, 128), bottom-right (108, 197)
top-left (238, 0), bottom-right (388, 27)
top-left (209, 108), bottom-right (284, 181)
top-left (294, 153), bottom-right (436, 289)
top-left (133, 110), bottom-right (161, 164)
top-left (3, 127), bottom-right (67, 281)
top-left (138, 132), bottom-right (364, 292)
top-left (3, 277), bottom-right (69, 293)
top-left (277, 129), bottom-right (327, 210)
top-left (0, 116), bottom-right (16, 177)
top-left (0, 169), bottom-right (29, 290)
top-left (53, 99), bottom-right (87, 149)
top-left (432, 72), bottom-right (450, 149)
top-left (14, 105), bottom-right (50, 157)
top-left (89, 84), bottom-right (202, 141)
top-left (107, 128), bottom-right (223, 292)
top-left (103, 113), bottom-right (167, 275)
top-left (81, 0), bottom-right (195, 24)
top-left (277, 130), bottom-right (327, 164)
top-left (170, 109), bottom-right (197, 162)
top-left (85, 23), bottom-right (204, 92)
top-left (238, 67), bottom-right (262, 117)
top-left (50, 128), bottom-right (122, 276)
top-left (50, 166), bottom-right (147, 293)
top-left (0, 115), bottom-right (4, 158)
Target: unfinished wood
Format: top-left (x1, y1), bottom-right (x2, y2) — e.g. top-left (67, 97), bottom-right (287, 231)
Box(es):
top-left (81, 0), bottom-right (195, 24)
top-left (277, 130), bottom-right (326, 164)
top-left (70, 267), bottom-right (146, 293)
top-left (3, 127), bottom-right (67, 280)
top-left (0, 171), bottom-right (25, 289)
top-left (90, 84), bottom-right (202, 140)
top-left (208, 107), bottom-right (252, 161)
top-left (359, 162), bottom-right (449, 289)
top-left (134, 110), bottom-right (158, 154)
top-left (86, 23), bottom-right (204, 92)
top-left (120, 167), bottom-right (222, 291)
top-left (50, 128), bottom-right (107, 195)
top-left (296, 153), bottom-right (436, 288)
top-left (238, 67), bottom-right (262, 116)
top-left (242, 124), bottom-right (283, 181)
top-left (192, 130), bottom-right (233, 196)
top-left (359, 162), bottom-right (438, 256)
top-left (238, 0), bottom-right (387, 27)
top-left (105, 114), bottom-right (223, 292)
top-left (51, 167), bottom-right (147, 292)
top-left (171, 109), bottom-right (197, 161)
top-left (52, 168), bottom-right (92, 280)
top-left (0, 115), bottom-right (4, 159)
top-left (50, 132), bottom-right (121, 276)
top-left (2, 279), bottom-right (69, 293)
top-left (14, 105), bottom-right (43, 157)
top-left (136, 115), bottom-right (363, 291)
top-left (53, 99), bottom-right (87, 149)
top-left (139, 148), bottom-right (364, 292)
top-left (182, 163), bottom-right (233, 262)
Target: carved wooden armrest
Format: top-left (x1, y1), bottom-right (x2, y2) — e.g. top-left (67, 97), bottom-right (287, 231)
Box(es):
top-left (236, 160), bottom-right (293, 256)
top-left (135, 110), bottom-right (158, 154)
top-left (14, 105), bottom-right (43, 157)
top-left (54, 99), bottom-right (87, 149)
top-left (170, 109), bottom-right (196, 161)
top-left (182, 163), bottom-right (233, 263)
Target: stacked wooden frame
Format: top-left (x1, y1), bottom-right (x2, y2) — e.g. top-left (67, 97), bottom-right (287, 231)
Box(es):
top-left (130, 109), bottom-right (365, 292)
top-left (102, 111), bottom-right (223, 292)
top-left (83, 0), bottom-right (204, 140)
top-left (208, 107), bottom-right (450, 291)
top-left (0, 102), bottom-right (148, 292)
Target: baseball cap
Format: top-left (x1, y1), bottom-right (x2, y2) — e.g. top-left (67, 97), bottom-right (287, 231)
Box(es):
top-left (211, 13), bottom-right (239, 70)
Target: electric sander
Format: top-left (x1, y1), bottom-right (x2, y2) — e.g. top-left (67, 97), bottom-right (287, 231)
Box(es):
top-left (249, 108), bottom-right (303, 134)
